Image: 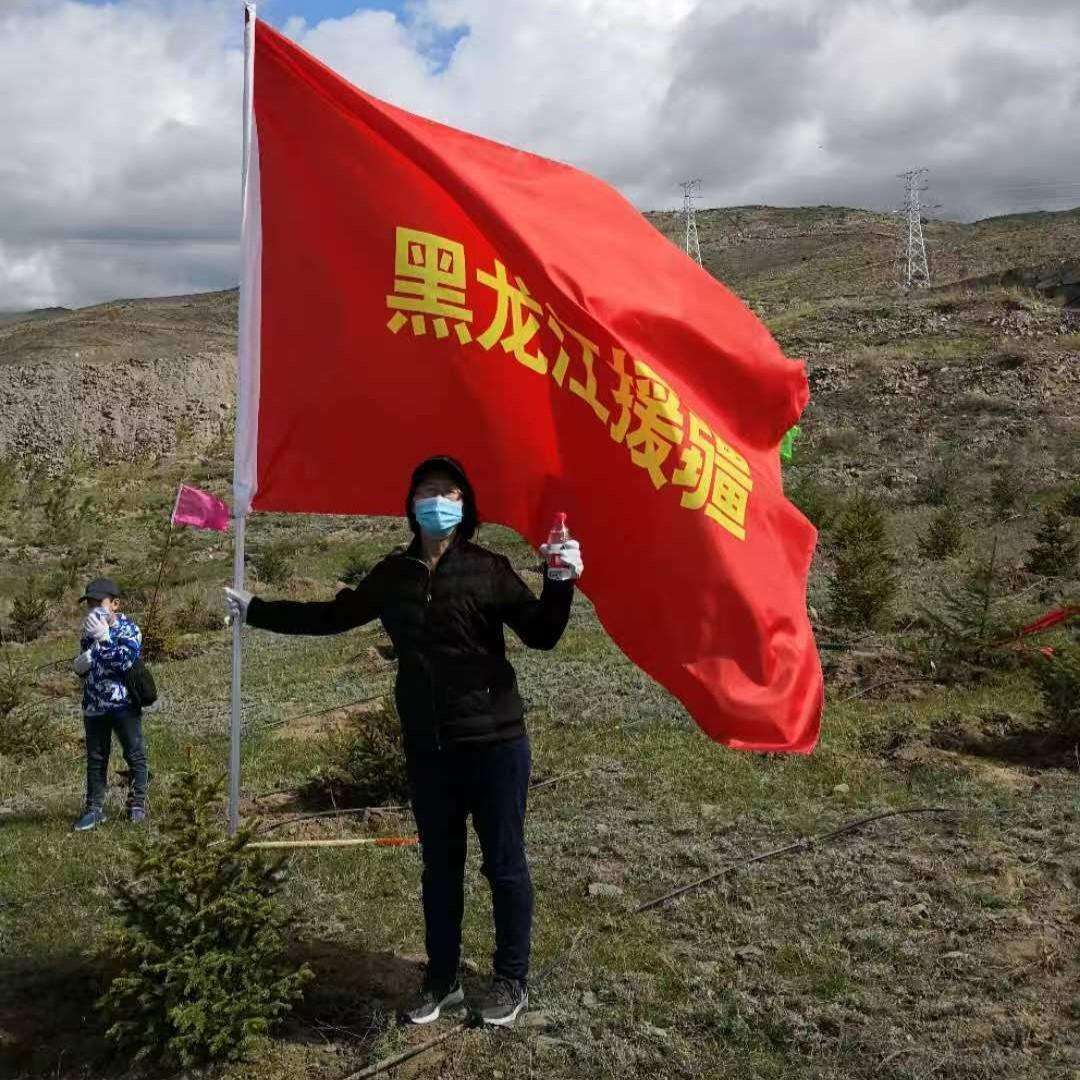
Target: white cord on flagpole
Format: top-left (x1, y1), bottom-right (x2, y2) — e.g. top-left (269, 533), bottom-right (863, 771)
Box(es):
top-left (229, 0), bottom-right (257, 835)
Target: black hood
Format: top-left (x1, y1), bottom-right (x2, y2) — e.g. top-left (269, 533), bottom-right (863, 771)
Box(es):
top-left (405, 455), bottom-right (478, 541)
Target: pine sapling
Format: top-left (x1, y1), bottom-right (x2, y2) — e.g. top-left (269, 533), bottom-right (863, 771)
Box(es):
top-left (99, 758), bottom-right (313, 1066)
top-left (827, 494), bottom-right (897, 629)
top-left (1059, 480), bottom-right (1080, 518)
top-left (988, 462), bottom-right (1024, 519)
top-left (1034, 642), bottom-right (1080, 742)
top-left (917, 505), bottom-right (967, 559)
top-left (306, 700), bottom-right (409, 807)
top-left (1025, 505), bottom-right (1079, 577)
top-left (916, 537), bottom-right (1020, 674)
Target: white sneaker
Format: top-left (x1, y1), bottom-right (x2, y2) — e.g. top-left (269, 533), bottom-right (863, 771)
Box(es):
top-left (404, 979), bottom-right (465, 1024)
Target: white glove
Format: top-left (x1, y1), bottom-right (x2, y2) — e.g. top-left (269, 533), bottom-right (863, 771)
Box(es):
top-left (540, 539), bottom-right (584, 581)
top-left (224, 586), bottom-right (254, 626)
top-left (82, 611), bottom-right (111, 643)
top-left (73, 649), bottom-right (93, 677)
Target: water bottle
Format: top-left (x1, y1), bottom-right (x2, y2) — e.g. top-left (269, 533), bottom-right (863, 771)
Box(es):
top-left (546, 512), bottom-right (573, 581)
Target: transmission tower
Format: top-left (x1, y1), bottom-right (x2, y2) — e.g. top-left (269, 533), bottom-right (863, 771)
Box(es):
top-left (680, 179), bottom-right (702, 265)
top-left (898, 168), bottom-right (931, 289)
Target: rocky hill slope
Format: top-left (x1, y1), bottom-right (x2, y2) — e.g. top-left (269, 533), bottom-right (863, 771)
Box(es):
top-left (1, 208), bottom-right (1077, 480)
top-left (0, 290), bottom-right (236, 466)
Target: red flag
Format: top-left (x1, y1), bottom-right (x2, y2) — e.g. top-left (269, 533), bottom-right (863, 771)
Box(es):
top-left (237, 19), bottom-right (822, 753)
top-left (172, 484), bottom-right (231, 532)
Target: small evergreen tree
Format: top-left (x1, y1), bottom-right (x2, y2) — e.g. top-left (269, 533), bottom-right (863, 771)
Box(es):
top-left (306, 700), bottom-right (409, 807)
top-left (827, 494), bottom-right (897, 629)
top-left (1034, 643), bottom-right (1080, 741)
top-left (0, 639), bottom-right (22, 718)
top-left (1061, 481), bottom-right (1080, 518)
top-left (920, 454), bottom-right (961, 507)
top-left (1025, 505), bottom-right (1079, 577)
top-left (916, 538), bottom-right (1019, 673)
top-left (784, 474), bottom-right (840, 533)
top-left (988, 462), bottom-right (1024, 519)
top-left (917, 506), bottom-right (966, 559)
top-left (99, 760), bottom-right (313, 1066)
top-left (9, 577), bottom-right (49, 642)
top-left (0, 456), bottom-right (17, 506)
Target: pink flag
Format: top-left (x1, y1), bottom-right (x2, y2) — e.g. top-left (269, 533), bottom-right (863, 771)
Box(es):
top-left (172, 485), bottom-right (231, 532)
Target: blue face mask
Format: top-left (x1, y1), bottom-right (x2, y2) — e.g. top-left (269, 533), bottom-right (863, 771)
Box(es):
top-left (414, 495), bottom-right (463, 539)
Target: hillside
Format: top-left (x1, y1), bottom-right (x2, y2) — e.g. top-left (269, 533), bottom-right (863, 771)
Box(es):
top-left (0, 208), bottom-right (1077, 1080)
top-left (1, 206), bottom-right (1077, 470)
top-left (646, 204), bottom-right (1080, 308)
top-left (0, 289), bottom-right (236, 465)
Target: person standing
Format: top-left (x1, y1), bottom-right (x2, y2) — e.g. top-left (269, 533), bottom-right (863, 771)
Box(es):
top-left (225, 455), bottom-right (583, 1027)
top-left (72, 578), bottom-right (148, 830)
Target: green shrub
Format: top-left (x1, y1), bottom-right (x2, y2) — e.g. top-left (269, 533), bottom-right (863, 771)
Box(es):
top-left (307, 701), bottom-right (409, 807)
top-left (9, 578), bottom-right (49, 642)
top-left (0, 651), bottom-right (23, 718)
top-left (1034, 644), bottom-right (1080, 741)
top-left (988, 464), bottom-right (1024, 519)
top-left (250, 541), bottom-right (296, 587)
top-left (41, 470), bottom-right (94, 542)
top-left (0, 456), bottom-right (17, 505)
top-left (1025, 506), bottom-right (1079, 577)
top-left (827, 494), bottom-right (897, 629)
top-left (99, 760), bottom-right (313, 1066)
top-left (18, 456), bottom-right (48, 510)
top-left (41, 569), bottom-right (69, 601)
top-left (173, 591), bottom-right (223, 634)
top-left (0, 705), bottom-right (58, 759)
top-left (917, 506), bottom-right (967, 559)
top-left (137, 608), bottom-right (180, 662)
top-left (919, 454), bottom-right (962, 507)
top-left (785, 474), bottom-right (841, 532)
top-left (1059, 480), bottom-right (1080, 518)
top-left (124, 519), bottom-right (197, 608)
top-left (914, 540), bottom-right (1019, 677)
top-left (338, 545), bottom-right (372, 587)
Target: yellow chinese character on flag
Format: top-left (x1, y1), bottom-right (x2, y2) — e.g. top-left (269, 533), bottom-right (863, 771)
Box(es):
top-left (610, 350), bottom-right (684, 488)
top-left (475, 260), bottom-right (549, 374)
top-left (386, 227), bottom-right (474, 343)
top-left (546, 307), bottom-right (610, 423)
top-left (672, 413), bottom-right (753, 541)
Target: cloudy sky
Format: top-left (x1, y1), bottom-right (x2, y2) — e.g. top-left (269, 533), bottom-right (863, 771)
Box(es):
top-left (2, 0), bottom-right (1078, 310)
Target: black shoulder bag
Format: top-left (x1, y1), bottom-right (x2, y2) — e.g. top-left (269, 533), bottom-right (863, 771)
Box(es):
top-left (124, 659), bottom-right (158, 709)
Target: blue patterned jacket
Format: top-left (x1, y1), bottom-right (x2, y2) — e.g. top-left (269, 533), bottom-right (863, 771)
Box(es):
top-left (79, 614), bottom-right (143, 716)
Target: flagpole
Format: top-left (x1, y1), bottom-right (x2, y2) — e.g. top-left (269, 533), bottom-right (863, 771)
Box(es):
top-left (229, 0), bottom-right (257, 835)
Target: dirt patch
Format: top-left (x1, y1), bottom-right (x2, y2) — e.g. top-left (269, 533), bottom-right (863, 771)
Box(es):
top-left (273, 697), bottom-right (387, 742)
top-left (928, 709), bottom-right (1080, 770)
top-left (0, 957), bottom-right (116, 1077)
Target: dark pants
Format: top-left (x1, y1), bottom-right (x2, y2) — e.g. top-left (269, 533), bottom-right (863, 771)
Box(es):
top-left (406, 735), bottom-right (533, 985)
top-left (83, 710), bottom-right (148, 810)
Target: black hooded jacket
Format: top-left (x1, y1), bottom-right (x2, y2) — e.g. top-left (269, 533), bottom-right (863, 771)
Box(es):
top-left (245, 457), bottom-right (573, 749)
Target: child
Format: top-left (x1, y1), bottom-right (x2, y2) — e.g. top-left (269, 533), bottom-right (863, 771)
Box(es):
top-left (72, 577), bottom-right (148, 830)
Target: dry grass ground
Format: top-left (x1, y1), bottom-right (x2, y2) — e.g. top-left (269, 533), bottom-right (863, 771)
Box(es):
top-left (1, 271), bottom-right (1078, 1079)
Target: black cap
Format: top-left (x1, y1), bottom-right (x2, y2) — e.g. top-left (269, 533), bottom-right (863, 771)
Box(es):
top-left (406, 455), bottom-right (478, 541)
top-left (79, 577), bottom-right (121, 602)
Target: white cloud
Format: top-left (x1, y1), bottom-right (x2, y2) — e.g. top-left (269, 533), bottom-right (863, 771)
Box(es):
top-left (2, 0), bottom-right (1079, 310)
top-left (0, 0), bottom-right (241, 310)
